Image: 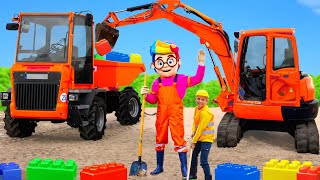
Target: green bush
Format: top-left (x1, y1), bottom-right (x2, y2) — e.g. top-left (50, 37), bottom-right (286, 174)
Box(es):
top-left (0, 67), bottom-right (11, 110)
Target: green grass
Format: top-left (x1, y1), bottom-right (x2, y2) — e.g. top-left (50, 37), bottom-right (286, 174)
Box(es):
top-left (0, 67), bottom-right (319, 109)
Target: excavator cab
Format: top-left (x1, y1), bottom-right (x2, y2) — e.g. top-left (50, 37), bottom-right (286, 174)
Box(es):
top-left (236, 29), bottom-right (301, 107)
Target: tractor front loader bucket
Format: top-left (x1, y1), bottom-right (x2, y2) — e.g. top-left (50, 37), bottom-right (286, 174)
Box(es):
top-left (95, 22), bottom-right (119, 48)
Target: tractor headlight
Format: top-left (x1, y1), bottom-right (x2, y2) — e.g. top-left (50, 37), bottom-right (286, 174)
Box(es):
top-left (68, 94), bottom-right (79, 102)
top-left (1, 92), bottom-right (10, 100)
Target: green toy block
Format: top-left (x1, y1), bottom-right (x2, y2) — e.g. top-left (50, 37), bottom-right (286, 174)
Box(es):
top-left (94, 54), bottom-right (106, 60)
top-left (26, 158), bottom-right (77, 180)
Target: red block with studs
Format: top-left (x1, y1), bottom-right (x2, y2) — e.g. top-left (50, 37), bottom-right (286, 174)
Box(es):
top-left (297, 166), bottom-right (320, 180)
top-left (80, 162), bottom-right (127, 180)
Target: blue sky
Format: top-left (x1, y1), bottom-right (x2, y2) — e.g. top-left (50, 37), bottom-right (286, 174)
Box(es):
top-left (0, 0), bottom-right (319, 82)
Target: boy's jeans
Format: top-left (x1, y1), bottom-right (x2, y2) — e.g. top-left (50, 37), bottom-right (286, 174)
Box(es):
top-left (189, 142), bottom-right (212, 179)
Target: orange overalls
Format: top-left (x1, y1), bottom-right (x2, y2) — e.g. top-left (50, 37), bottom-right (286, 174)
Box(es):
top-left (155, 75), bottom-right (188, 153)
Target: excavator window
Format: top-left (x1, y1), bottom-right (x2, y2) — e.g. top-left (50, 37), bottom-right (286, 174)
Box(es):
top-left (239, 35), bottom-right (267, 101)
top-left (273, 38), bottom-right (295, 70)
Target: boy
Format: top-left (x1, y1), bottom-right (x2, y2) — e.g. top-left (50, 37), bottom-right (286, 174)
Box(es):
top-left (189, 90), bottom-right (214, 180)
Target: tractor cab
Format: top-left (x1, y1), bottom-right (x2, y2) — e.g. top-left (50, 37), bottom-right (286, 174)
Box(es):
top-left (7, 13), bottom-right (94, 84)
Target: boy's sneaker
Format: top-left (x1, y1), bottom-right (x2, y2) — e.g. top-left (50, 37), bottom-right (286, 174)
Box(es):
top-left (189, 176), bottom-right (197, 180)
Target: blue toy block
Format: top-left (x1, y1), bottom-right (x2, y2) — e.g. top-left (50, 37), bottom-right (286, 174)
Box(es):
top-left (0, 162), bottom-right (22, 180)
top-left (106, 51), bottom-right (130, 62)
top-left (215, 163), bottom-right (260, 180)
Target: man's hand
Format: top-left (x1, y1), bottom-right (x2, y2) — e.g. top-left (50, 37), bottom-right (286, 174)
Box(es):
top-left (140, 86), bottom-right (149, 95)
top-left (198, 49), bottom-right (206, 66)
top-left (190, 143), bottom-right (196, 149)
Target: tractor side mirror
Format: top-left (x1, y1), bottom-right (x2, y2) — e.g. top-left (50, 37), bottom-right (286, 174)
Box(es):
top-left (85, 13), bottom-right (93, 26)
top-left (6, 23), bottom-right (19, 30)
top-left (234, 40), bottom-right (239, 53)
top-left (234, 32), bottom-right (240, 39)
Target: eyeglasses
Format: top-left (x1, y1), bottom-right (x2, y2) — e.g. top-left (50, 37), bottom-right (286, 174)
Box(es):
top-left (153, 57), bottom-right (177, 70)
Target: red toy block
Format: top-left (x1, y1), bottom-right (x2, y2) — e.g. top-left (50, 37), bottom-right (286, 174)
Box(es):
top-left (95, 39), bottom-right (112, 56)
top-left (297, 166), bottom-right (320, 180)
top-left (80, 162), bottom-right (127, 180)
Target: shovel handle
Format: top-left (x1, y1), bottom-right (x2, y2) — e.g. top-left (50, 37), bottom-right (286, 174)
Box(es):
top-left (138, 73), bottom-right (147, 157)
top-left (187, 148), bottom-right (193, 180)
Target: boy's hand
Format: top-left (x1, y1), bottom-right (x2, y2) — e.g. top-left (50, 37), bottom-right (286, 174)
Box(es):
top-left (140, 86), bottom-right (149, 95)
top-left (197, 49), bottom-right (206, 66)
top-left (190, 143), bottom-right (196, 149)
top-left (191, 132), bottom-right (195, 138)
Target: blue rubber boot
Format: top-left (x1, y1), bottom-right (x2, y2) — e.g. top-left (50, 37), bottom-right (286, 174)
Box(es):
top-left (150, 151), bottom-right (164, 175)
top-left (179, 152), bottom-right (188, 179)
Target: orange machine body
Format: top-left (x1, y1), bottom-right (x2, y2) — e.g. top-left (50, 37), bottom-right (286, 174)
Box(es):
top-left (8, 12), bottom-right (145, 120)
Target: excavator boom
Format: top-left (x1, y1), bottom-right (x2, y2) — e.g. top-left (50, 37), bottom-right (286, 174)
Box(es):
top-left (103, 0), bottom-right (236, 111)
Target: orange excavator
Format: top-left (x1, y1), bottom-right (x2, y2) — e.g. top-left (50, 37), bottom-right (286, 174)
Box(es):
top-left (100, 0), bottom-right (319, 154)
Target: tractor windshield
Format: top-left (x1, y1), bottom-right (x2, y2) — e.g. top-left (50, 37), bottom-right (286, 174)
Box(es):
top-left (17, 15), bottom-right (69, 63)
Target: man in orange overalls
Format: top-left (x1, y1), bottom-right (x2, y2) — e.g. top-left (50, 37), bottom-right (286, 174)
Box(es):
top-left (140, 40), bottom-right (206, 179)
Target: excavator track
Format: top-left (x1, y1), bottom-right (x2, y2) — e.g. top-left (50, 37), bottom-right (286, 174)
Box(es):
top-left (295, 120), bottom-right (319, 154)
top-left (217, 113), bottom-right (242, 148)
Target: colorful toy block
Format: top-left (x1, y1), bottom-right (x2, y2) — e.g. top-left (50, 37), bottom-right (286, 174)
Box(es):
top-left (106, 51), bottom-right (130, 62)
top-left (297, 166), bottom-right (320, 180)
top-left (263, 159), bottom-right (313, 180)
top-left (0, 162), bottom-right (21, 180)
top-left (129, 54), bottom-right (143, 63)
top-left (95, 39), bottom-right (111, 56)
top-left (215, 163), bottom-right (260, 180)
top-left (26, 158), bottom-right (77, 180)
top-left (80, 162), bottom-right (127, 180)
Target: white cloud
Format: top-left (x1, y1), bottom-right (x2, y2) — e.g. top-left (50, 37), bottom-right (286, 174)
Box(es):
top-left (313, 8), bottom-right (320, 14)
top-left (297, 0), bottom-right (320, 15)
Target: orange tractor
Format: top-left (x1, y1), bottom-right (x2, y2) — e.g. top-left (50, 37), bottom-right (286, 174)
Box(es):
top-left (100, 0), bottom-right (318, 153)
top-left (2, 12), bottom-right (145, 140)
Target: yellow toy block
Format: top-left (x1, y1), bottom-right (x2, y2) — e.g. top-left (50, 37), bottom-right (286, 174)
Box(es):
top-left (263, 159), bottom-right (313, 180)
top-left (130, 54), bottom-right (143, 63)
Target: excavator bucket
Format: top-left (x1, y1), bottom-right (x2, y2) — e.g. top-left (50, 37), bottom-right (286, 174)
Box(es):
top-left (95, 22), bottom-right (119, 48)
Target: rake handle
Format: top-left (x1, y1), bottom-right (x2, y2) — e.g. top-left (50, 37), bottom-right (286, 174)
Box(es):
top-left (138, 73), bottom-right (147, 157)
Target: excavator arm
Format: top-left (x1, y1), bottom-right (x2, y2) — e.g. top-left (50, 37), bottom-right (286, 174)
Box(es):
top-left (103, 0), bottom-right (235, 111)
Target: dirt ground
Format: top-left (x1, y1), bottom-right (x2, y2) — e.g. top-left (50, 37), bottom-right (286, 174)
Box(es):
top-left (0, 108), bottom-right (319, 180)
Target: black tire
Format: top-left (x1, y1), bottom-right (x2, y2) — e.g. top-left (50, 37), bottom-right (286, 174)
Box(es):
top-left (217, 113), bottom-right (231, 147)
top-left (295, 123), bottom-right (308, 153)
top-left (308, 121), bottom-right (319, 154)
top-left (227, 115), bottom-right (241, 147)
top-left (79, 97), bottom-right (106, 140)
top-left (3, 107), bottom-right (37, 138)
top-left (115, 87), bottom-right (142, 125)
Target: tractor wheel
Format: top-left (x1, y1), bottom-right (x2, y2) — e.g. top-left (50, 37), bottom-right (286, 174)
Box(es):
top-left (3, 106), bottom-right (37, 138)
top-left (217, 113), bottom-right (242, 147)
top-left (79, 97), bottom-right (106, 140)
top-left (294, 120), bottom-right (319, 154)
top-left (116, 87), bottom-right (142, 125)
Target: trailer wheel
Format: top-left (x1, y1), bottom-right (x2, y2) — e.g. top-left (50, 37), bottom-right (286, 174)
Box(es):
top-left (116, 87), bottom-right (142, 125)
top-left (79, 97), bottom-right (106, 140)
top-left (3, 106), bottom-right (37, 138)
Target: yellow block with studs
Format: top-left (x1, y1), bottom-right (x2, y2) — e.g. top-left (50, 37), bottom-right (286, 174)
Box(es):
top-left (130, 54), bottom-right (143, 63)
top-left (263, 159), bottom-right (313, 180)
